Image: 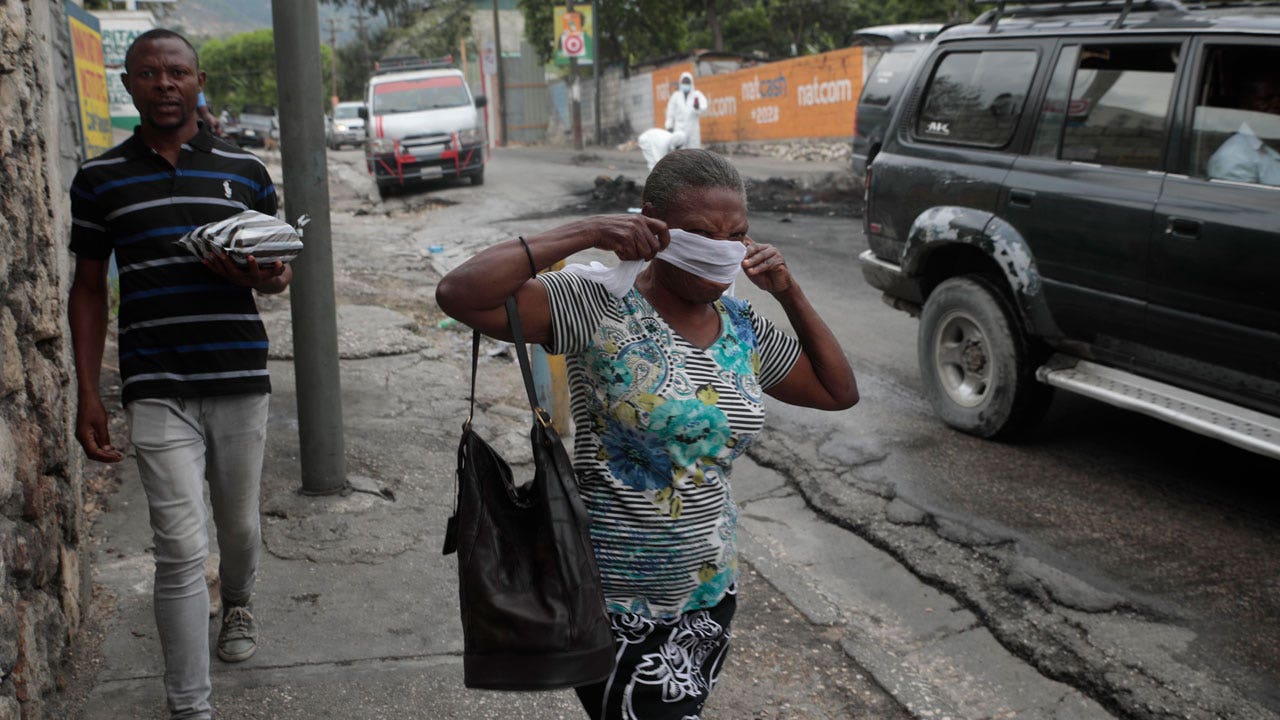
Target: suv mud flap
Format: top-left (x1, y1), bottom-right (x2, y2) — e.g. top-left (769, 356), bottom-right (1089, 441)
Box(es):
top-left (1037, 356), bottom-right (1280, 460)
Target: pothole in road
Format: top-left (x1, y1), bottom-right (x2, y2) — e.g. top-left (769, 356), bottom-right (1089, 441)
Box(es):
top-left (351, 192), bottom-right (459, 218)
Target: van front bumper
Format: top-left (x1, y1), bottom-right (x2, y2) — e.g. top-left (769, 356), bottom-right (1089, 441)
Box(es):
top-left (367, 143), bottom-right (485, 184)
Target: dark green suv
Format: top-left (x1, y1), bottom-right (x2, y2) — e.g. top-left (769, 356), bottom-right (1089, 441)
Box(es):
top-left (859, 0), bottom-right (1280, 458)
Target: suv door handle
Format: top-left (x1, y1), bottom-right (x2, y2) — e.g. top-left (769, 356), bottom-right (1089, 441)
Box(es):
top-left (1008, 189), bottom-right (1035, 209)
top-left (1165, 217), bottom-right (1202, 241)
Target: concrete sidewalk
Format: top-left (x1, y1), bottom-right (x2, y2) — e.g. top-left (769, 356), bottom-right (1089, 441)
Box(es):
top-left (77, 318), bottom-right (913, 720)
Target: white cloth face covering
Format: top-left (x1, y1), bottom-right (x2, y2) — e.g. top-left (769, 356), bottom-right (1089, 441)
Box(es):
top-left (561, 228), bottom-right (747, 298)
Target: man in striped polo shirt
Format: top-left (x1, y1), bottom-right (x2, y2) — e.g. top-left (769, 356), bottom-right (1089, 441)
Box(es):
top-left (67, 29), bottom-right (289, 720)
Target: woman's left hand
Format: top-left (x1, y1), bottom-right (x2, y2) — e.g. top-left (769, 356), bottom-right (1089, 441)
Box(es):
top-left (741, 238), bottom-right (793, 294)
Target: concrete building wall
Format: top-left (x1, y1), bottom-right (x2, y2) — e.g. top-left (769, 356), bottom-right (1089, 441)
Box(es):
top-left (0, 1), bottom-right (89, 717)
top-left (546, 66), bottom-right (652, 147)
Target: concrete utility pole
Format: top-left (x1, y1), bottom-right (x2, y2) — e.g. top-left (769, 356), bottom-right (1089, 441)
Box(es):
top-left (490, 0), bottom-right (507, 146)
top-left (593, 0), bottom-right (601, 144)
top-left (355, 6), bottom-right (368, 45)
top-left (568, 0), bottom-right (583, 150)
top-left (271, 0), bottom-right (347, 495)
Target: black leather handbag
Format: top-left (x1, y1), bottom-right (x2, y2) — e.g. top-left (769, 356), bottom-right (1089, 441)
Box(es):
top-left (442, 297), bottom-right (616, 690)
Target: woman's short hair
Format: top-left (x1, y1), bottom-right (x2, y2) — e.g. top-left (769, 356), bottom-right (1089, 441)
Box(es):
top-left (643, 149), bottom-right (746, 215)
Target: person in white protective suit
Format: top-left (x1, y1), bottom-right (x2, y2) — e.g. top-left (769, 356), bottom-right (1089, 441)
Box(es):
top-left (637, 127), bottom-right (687, 171)
top-left (665, 71), bottom-right (708, 149)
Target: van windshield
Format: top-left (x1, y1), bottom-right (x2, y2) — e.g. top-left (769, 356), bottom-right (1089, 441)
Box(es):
top-left (334, 105), bottom-right (361, 119)
top-left (373, 76), bottom-right (469, 114)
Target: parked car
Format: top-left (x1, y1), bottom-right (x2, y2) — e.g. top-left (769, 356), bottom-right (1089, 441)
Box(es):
top-left (228, 104), bottom-right (278, 148)
top-left (359, 55), bottom-right (487, 197)
top-left (326, 101), bottom-right (366, 149)
top-left (850, 23), bottom-right (944, 183)
top-left (859, 0), bottom-right (1280, 459)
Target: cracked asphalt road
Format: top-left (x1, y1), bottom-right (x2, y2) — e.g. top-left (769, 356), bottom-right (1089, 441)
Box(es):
top-left (733, 211), bottom-right (1280, 719)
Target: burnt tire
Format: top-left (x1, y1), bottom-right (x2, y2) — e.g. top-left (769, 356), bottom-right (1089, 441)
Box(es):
top-left (918, 275), bottom-right (1051, 439)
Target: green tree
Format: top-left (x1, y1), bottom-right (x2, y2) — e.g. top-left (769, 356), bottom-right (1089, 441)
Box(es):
top-left (336, 34), bottom-right (387, 101)
top-left (379, 0), bottom-right (473, 62)
top-left (327, 0), bottom-right (472, 103)
top-left (518, 0), bottom-right (691, 68)
top-left (323, 0), bottom-right (418, 27)
top-left (517, 0), bottom-right (969, 66)
top-left (199, 29), bottom-right (334, 114)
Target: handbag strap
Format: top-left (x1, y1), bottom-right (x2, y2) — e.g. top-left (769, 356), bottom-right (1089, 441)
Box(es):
top-left (505, 296), bottom-right (550, 424)
top-left (466, 297), bottom-right (546, 426)
top-left (467, 328), bottom-right (480, 428)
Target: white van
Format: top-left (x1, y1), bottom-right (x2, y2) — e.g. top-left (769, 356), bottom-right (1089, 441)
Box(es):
top-left (360, 56), bottom-right (487, 197)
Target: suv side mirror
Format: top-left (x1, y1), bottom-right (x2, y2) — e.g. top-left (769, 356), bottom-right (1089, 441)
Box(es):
top-left (474, 95), bottom-right (487, 109)
top-left (357, 106), bottom-right (369, 120)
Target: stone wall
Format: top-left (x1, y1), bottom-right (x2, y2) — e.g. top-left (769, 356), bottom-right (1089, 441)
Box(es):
top-left (0, 1), bottom-right (88, 718)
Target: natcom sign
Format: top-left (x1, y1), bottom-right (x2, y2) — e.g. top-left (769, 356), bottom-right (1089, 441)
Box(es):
top-left (652, 47), bottom-right (865, 142)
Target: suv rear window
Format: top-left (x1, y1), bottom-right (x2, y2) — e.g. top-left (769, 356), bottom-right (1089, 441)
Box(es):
top-left (1191, 44), bottom-right (1280, 186)
top-left (914, 49), bottom-right (1037, 147)
top-left (1036, 44), bottom-right (1179, 170)
top-left (861, 47), bottom-right (921, 107)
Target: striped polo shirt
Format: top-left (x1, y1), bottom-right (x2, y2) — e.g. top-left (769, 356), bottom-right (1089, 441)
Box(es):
top-left (69, 126), bottom-right (278, 405)
top-left (539, 271), bottom-right (801, 619)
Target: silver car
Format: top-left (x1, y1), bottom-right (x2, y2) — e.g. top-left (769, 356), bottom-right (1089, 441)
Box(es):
top-left (326, 101), bottom-right (366, 149)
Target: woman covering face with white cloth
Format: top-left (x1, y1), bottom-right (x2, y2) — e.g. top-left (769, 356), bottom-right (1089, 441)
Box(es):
top-left (436, 149), bottom-right (858, 720)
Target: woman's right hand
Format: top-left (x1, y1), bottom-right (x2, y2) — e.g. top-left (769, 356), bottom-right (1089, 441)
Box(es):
top-left (589, 214), bottom-right (670, 261)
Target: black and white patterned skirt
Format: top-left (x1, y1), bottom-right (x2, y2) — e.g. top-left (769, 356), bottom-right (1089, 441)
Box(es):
top-left (574, 589), bottom-right (737, 720)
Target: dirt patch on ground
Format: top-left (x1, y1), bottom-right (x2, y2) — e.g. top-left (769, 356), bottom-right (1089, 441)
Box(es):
top-left (518, 174), bottom-right (860, 220)
top-left (746, 176), bottom-right (860, 218)
top-left (354, 193), bottom-right (458, 217)
top-left (713, 565), bottom-right (911, 719)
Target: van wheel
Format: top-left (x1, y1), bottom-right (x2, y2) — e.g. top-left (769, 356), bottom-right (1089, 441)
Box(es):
top-left (469, 169), bottom-right (485, 186)
top-left (918, 275), bottom-right (1051, 438)
top-left (377, 182), bottom-right (392, 200)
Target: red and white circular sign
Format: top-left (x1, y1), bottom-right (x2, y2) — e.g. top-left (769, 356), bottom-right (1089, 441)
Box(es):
top-left (562, 32), bottom-right (585, 57)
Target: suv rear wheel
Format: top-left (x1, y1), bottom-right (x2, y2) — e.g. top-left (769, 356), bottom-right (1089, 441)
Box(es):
top-left (918, 275), bottom-right (1051, 438)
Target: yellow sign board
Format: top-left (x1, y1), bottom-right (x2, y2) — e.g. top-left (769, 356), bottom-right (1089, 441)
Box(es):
top-left (553, 6), bottom-right (593, 66)
top-left (67, 5), bottom-right (113, 158)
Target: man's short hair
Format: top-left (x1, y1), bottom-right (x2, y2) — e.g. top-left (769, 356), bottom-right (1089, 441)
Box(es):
top-left (124, 28), bottom-right (199, 72)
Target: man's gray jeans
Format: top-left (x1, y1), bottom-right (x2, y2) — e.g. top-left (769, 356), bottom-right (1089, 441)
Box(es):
top-left (127, 394), bottom-right (269, 720)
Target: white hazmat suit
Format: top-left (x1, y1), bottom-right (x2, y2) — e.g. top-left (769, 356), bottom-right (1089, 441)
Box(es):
top-left (637, 128), bottom-right (687, 170)
top-left (665, 71), bottom-right (708, 149)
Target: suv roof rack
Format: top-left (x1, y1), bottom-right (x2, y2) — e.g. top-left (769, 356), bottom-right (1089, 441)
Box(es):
top-left (373, 54), bottom-right (455, 75)
top-left (974, 0), bottom-right (1188, 31)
